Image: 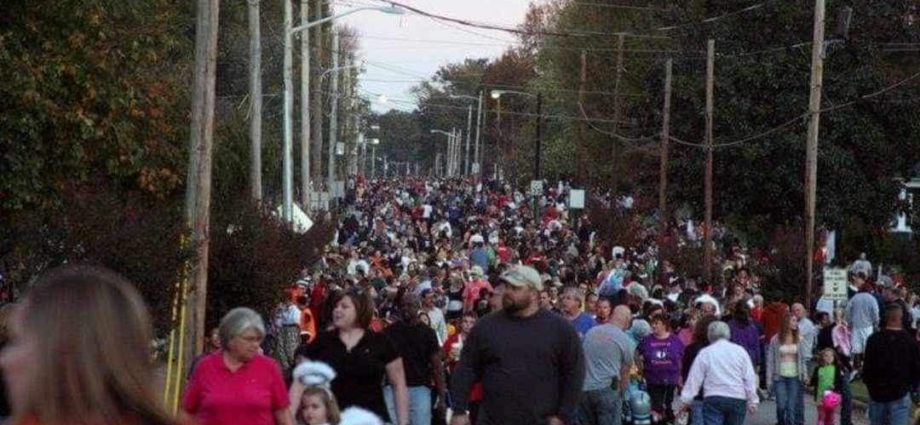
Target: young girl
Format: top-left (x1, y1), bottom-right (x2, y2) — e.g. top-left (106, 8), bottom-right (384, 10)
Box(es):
top-left (293, 361), bottom-right (341, 425)
top-left (299, 386), bottom-right (341, 425)
top-left (292, 361), bottom-right (383, 425)
top-left (810, 348), bottom-right (845, 425)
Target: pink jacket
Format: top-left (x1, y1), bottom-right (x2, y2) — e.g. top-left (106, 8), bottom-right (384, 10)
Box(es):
top-left (832, 324), bottom-right (851, 356)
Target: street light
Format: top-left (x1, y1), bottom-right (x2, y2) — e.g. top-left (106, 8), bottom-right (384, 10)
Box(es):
top-left (449, 93), bottom-right (483, 176)
top-left (370, 138), bottom-right (380, 178)
top-left (488, 89), bottom-right (543, 180)
top-left (430, 129), bottom-right (455, 177)
top-left (279, 5), bottom-right (404, 221)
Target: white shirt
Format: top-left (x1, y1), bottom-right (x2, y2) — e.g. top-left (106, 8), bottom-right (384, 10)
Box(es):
top-left (425, 307), bottom-right (448, 346)
top-left (798, 317), bottom-right (817, 360)
top-left (680, 339), bottom-right (759, 405)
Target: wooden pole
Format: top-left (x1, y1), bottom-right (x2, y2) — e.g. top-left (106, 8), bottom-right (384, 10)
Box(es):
top-left (186, 0), bottom-right (219, 362)
top-left (703, 39), bottom-right (715, 284)
top-left (578, 50), bottom-right (587, 185)
top-left (310, 0), bottom-right (325, 189)
top-left (658, 58), bottom-right (673, 258)
top-left (805, 0), bottom-right (827, 307)
top-left (248, 0), bottom-right (262, 202)
top-left (611, 33), bottom-right (625, 194)
top-left (300, 0), bottom-right (311, 208)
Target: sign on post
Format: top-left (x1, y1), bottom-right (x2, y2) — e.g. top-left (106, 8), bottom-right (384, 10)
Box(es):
top-left (822, 267), bottom-right (848, 301)
top-left (530, 180), bottom-right (544, 197)
top-left (569, 189), bottom-right (585, 209)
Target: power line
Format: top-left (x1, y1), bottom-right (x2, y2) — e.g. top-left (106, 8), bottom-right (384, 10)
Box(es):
top-left (654, 0), bottom-right (776, 32)
top-left (577, 101), bottom-right (658, 142)
top-left (362, 76), bottom-right (647, 98)
top-left (372, 0), bottom-right (672, 40)
top-left (568, 1), bottom-right (669, 12)
top-left (667, 70), bottom-right (920, 149)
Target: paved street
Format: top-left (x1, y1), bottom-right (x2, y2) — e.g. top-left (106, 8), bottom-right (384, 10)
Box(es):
top-left (747, 397), bottom-right (867, 425)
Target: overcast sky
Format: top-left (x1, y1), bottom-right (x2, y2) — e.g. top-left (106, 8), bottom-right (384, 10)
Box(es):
top-left (331, 0), bottom-right (532, 112)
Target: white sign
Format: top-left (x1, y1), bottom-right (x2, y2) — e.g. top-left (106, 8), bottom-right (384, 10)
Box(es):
top-left (823, 267), bottom-right (848, 301)
top-left (335, 142), bottom-right (345, 155)
top-left (569, 189), bottom-right (586, 209)
top-left (471, 162), bottom-right (480, 174)
top-left (530, 180), bottom-right (544, 196)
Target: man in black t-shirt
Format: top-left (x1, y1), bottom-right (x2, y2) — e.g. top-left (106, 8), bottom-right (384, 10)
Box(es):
top-left (384, 293), bottom-right (446, 425)
top-left (863, 303), bottom-right (920, 425)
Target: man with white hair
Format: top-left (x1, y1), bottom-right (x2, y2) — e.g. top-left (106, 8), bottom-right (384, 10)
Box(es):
top-left (680, 321), bottom-right (759, 425)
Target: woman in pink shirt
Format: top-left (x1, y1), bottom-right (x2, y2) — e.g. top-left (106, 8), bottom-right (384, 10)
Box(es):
top-left (183, 308), bottom-right (293, 425)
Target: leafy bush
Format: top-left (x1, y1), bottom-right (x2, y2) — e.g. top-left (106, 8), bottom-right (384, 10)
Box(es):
top-left (206, 195), bottom-right (336, 330)
top-left (0, 180), bottom-right (188, 334)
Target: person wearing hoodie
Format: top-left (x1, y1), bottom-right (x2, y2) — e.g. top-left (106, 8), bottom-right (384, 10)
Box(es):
top-left (728, 302), bottom-right (762, 371)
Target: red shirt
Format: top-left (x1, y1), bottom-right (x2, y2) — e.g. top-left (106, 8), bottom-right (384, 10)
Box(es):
top-left (183, 353), bottom-right (289, 425)
top-left (443, 334), bottom-right (483, 401)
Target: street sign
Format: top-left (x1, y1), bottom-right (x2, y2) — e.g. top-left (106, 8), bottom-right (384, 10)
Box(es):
top-left (569, 189), bottom-right (585, 209)
top-left (823, 267), bottom-right (848, 301)
top-left (530, 180), bottom-right (544, 196)
top-left (471, 162), bottom-right (480, 174)
top-left (335, 142), bottom-right (345, 155)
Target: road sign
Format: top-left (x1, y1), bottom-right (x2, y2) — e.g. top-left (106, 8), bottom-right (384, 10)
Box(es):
top-left (823, 267), bottom-right (848, 301)
top-left (569, 189), bottom-right (585, 209)
top-left (530, 180), bottom-right (544, 196)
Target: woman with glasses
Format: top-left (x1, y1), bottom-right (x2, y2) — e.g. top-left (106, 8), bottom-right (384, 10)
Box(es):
top-left (183, 307), bottom-right (293, 425)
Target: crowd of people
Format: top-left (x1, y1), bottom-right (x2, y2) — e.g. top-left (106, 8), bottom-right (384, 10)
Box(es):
top-left (1, 177), bottom-right (919, 425)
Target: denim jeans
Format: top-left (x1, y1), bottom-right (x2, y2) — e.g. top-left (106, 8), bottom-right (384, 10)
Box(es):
top-left (702, 396), bottom-right (747, 425)
top-left (384, 385), bottom-right (432, 425)
top-left (578, 387), bottom-right (623, 425)
top-left (691, 400), bottom-right (704, 425)
top-left (868, 394), bottom-right (911, 425)
top-left (773, 377), bottom-right (805, 425)
top-left (838, 375), bottom-right (853, 425)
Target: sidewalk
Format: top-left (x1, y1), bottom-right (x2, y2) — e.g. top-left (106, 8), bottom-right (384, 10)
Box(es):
top-left (748, 396), bottom-right (868, 425)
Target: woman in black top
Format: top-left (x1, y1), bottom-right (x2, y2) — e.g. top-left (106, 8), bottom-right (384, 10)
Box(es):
top-left (292, 289), bottom-right (409, 425)
top-left (681, 315), bottom-right (718, 425)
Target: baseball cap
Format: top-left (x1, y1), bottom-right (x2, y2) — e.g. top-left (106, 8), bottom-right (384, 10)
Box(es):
top-left (499, 265), bottom-right (543, 291)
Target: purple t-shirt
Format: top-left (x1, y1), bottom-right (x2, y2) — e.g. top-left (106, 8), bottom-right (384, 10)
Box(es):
top-left (638, 333), bottom-right (685, 385)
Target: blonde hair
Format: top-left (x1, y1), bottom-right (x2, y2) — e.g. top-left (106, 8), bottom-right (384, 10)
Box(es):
top-left (18, 264), bottom-right (174, 425)
top-left (299, 386), bottom-right (342, 425)
top-left (819, 348), bottom-right (836, 365)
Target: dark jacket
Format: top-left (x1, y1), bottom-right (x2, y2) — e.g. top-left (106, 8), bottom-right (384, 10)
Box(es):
top-left (863, 328), bottom-right (920, 402)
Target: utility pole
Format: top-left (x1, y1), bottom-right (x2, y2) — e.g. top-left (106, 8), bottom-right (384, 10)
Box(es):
top-left (535, 92), bottom-right (543, 180)
top-left (658, 58), bottom-right (673, 251)
top-left (578, 50), bottom-right (587, 185)
top-left (299, 0), bottom-right (311, 209)
top-left (455, 129), bottom-right (463, 177)
top-left (465, 104), bottom-right (472, 176)
top-left (611, 33), bottom-right (625, 193)
top-left (474, 90), bottom-right (483, 175)
top-left (703, 39), bottom-right (715, 284)
top-left (247, 0), bottom-right (262, 202)
top-left (281, 0), bottom-right (294, 222)
top-left (310, 0), bottom-right (324, 189)
top-left (804, 0), bottom-right (827, 307)
top-left (327, 29), bottom-right (339, 198)
top-left (185, 0), bottom-right (219, 361)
